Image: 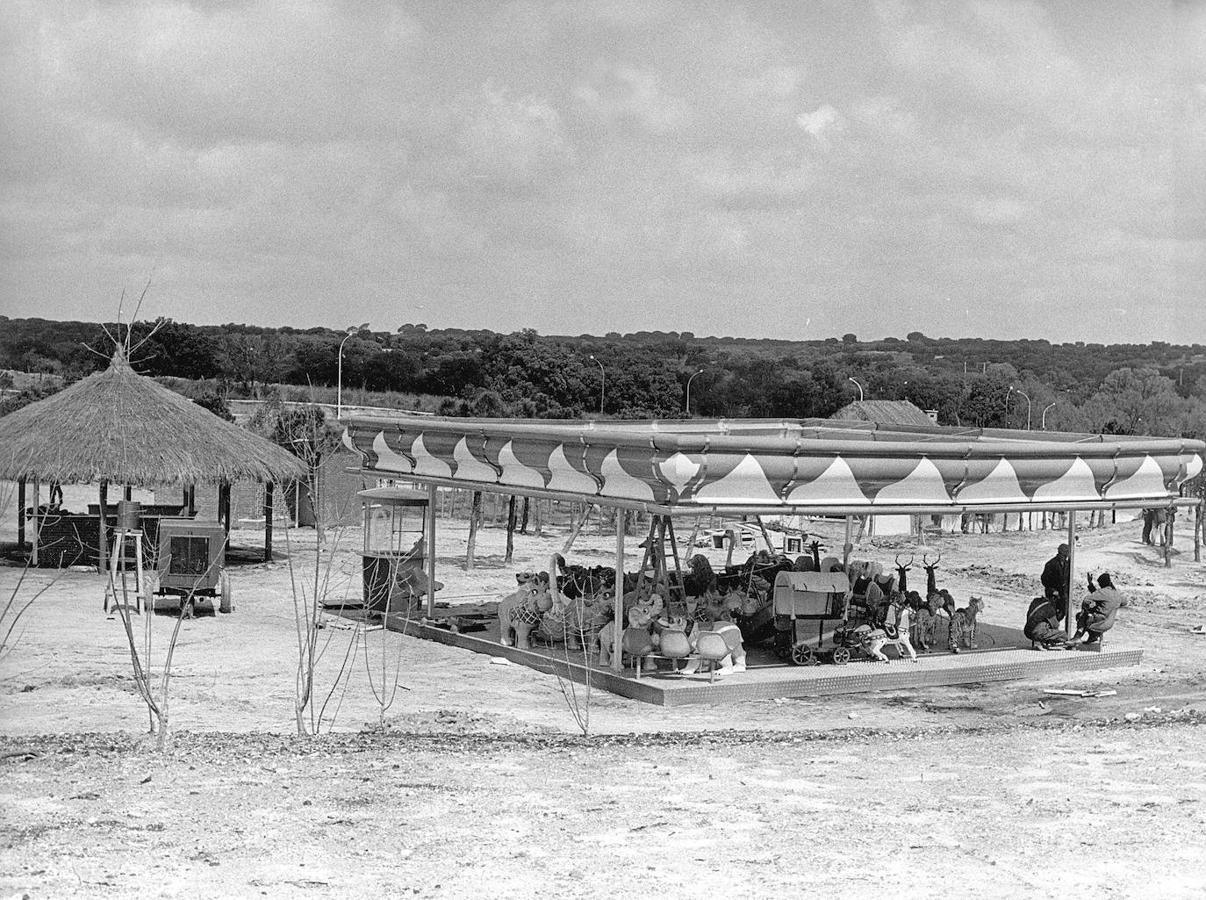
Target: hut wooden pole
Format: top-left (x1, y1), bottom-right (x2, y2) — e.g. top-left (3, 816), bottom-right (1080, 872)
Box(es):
top-left (219, 482), bottom-right (231, 544)
top-left (30, 478), bottom-right (39, 567)
top-left (16, 478), bottom-right (25, 546)
top-left (264, 482), bottom-right (274, 562)
top-left (98, 480), bottom-right (109, 574)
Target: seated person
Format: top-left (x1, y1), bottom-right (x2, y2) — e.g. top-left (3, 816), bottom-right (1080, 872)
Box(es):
top-left (1024, 595), bottom-right (1070, 649)
top-left (1074, 573), bottom-right (1124, 646)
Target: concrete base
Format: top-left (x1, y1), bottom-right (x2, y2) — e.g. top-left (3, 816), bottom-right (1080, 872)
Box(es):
top-left (384, 613), bottom-right (1142, 707)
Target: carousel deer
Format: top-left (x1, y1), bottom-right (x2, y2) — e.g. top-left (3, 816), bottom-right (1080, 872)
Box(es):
top-left (914, 552), bottom-right (955, 651)
top-left (894, 553), bottom-right (914, 596)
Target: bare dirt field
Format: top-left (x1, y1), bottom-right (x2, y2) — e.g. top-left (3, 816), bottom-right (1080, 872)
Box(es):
top-left (2, 509), bottom-right (1205, 898)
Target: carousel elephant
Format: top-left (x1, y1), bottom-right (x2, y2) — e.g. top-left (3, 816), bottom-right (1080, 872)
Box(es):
top-left (536, 593), bottom-right (595, 650)
top-left (597, 618), bottom-right (657, 672)
top-left (497, 573), bottom-right (551, 650)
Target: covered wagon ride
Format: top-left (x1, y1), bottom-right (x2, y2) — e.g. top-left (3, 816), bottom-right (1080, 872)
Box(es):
top-left (771, 571), bottom-right (853, 666)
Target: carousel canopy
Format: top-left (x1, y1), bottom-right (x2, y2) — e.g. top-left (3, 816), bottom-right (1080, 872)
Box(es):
top-left (0, 352), bottom-right (307, 486)
top-left (344, 414), bottom-right (1205, 514)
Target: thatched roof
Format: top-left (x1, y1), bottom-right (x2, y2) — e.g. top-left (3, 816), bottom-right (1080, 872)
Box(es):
top-left (830, 400), bottom-right (936, 427)
top-left (0, 353), bottom-right (308, 485)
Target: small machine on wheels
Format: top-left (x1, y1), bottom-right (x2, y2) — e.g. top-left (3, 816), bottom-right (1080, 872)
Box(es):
top-left (155, 518), bottom-right (229, 615)
top-left (771, 571), bottom-right (852, 665)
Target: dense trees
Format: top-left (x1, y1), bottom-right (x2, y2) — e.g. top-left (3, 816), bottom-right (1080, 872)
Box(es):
top-left (1, 315), bottom-right (1204, 441)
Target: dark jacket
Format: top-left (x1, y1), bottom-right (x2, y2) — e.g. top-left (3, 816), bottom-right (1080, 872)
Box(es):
top-left (1025, 596), bottom-right (1066, 643)
top-left (1041, 554), bottom-right (1069, 599)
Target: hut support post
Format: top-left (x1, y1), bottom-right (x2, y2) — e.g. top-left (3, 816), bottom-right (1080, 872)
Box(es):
top-left (1065, 512), bottom-right (1077, 637)
top-left (219, 482), bottom-right (231, 544)
top-left (426, 484), bottom-right (437, 618)
top-left (264, 482), bottom-right (274, 562)
top-left (98, 481), bottom-right (109, 574)
top-left (613, 509), bottom-right (624, 673)
top-left (843, 515), bottom-right (853, 568)
top-left (17, 479), bottom-right (25, 546)
top-left (30, 479), bottom-right (39, 567)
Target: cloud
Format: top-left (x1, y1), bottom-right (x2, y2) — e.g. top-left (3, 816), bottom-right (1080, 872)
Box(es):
top-left (0, 1), bottom-right (1200, 343)
top-left (796, 104), bottom-right (847, 148)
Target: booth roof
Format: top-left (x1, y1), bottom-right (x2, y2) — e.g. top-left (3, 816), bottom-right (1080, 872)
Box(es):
top-left (342, 413), bottom-right (1204, 513)
top-left (0, 353), bottom-right (308, 486)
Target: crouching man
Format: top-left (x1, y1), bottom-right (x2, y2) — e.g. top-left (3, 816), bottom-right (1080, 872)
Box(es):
top-left (1024, 595), bottom-right (1070, 650)
top-left (1074, 573), bottom-right (1124, 648)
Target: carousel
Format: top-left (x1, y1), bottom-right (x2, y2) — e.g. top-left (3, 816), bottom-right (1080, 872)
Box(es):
top-left (341, 414), bottom-right (1204, 705)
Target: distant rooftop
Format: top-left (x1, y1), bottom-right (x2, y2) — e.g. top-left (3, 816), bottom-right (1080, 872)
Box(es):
top-left (830, 399), bottom-right (936, 427)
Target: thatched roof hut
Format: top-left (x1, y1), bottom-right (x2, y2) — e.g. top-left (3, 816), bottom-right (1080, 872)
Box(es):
top-left (0, 352), bottom-right (307, 567)
top-left (0, 353), bottom-right (305, 485)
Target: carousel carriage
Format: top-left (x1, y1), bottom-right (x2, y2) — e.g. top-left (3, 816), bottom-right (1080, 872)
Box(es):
top-left (771, 571), bottom-right (853, 666)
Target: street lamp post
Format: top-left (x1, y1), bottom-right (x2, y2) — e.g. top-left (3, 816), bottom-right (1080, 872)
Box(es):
top-left (588, 355), bottom-right (605, 415)
top-left (336, 323), bottom-right (370, 420)
top-left (1041, 401), bottom-right (1058, 430)
top-left (685, 369), bottom-right (704, 416)
top-left (847, 377), bottom-right (864, 402)
top-left (1011, 387), bottom-right (1032, 430)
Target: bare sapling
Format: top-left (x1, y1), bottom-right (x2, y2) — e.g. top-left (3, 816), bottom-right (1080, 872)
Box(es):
top-left (0, 559), bottom-right (75, 661)
top-left (109, 536), bottom-right (222, 751)
top-left (361, 553), bottom-right (415, 728)
top-left (274, 401), bottom-right (360, 736)
top-left (547, 562), bottom-right (594, 737)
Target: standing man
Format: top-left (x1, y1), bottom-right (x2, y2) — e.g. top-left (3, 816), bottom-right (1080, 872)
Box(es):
top-left (1041, 542), bottom-right (1071, 605)
top-left (1141, 508), bottom-right (1155, 545)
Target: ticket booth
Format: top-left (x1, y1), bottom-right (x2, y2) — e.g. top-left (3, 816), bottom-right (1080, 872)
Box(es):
top-left (359, 486), bottom-right (430, 615)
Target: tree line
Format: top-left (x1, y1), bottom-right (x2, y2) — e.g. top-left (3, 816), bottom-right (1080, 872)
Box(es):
top-left (1, 315), bottom-right (1204, 440)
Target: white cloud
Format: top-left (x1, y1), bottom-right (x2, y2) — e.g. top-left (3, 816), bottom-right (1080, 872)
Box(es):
top-left (796, 104), bottom-right (846, 148)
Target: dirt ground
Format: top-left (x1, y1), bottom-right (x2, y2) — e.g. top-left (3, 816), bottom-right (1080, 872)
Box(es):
top-left (2, 507), bottom-right (1205, 898)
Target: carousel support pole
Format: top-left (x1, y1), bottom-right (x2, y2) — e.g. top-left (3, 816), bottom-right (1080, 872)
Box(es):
top-left (263, 482), bottom-right (274, 562)
top-left (98, 480), bottom-right (109, 574)
top-left (17, 479), bottom-right (25, 547)
top-left (426, 484), bottom-right (437, 618)
top-left (843, 515), bottom-right (853, 568)
top-left (613, 508), bottom-right (625, 673)
top-left (1065, 511), bottom-right (1077, 638)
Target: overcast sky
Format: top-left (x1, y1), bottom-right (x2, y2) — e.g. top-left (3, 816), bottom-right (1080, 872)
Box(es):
top-left (1, 1), bottom-right (1203, 343)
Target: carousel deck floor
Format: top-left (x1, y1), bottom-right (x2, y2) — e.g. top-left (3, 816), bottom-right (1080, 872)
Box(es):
top-left (382, 612), bottom-right (1142, 707)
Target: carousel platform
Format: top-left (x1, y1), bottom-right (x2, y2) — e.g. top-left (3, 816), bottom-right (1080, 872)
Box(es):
top-left (382, 612), bottom-right (1143, 707)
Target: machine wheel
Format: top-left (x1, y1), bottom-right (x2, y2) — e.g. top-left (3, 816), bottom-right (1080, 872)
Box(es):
top-left (219, 572), bottom-right (233, 613)
top-left (831, 646), bottom-right (851, 666)
top-left (790, 643), bottom-right (814, 666)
